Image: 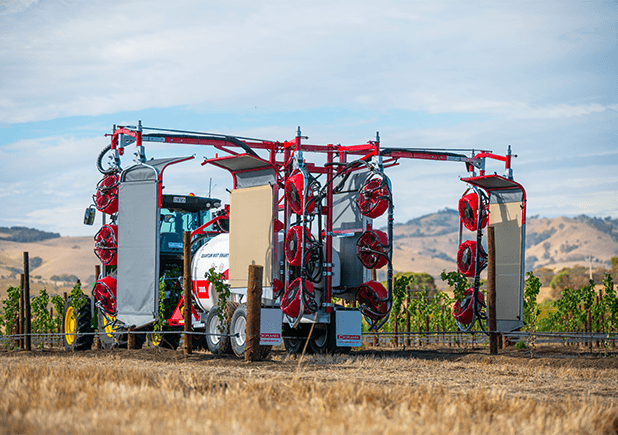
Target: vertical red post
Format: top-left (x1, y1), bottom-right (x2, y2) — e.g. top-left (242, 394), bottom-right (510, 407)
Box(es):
top-left (183, 231), bottom-right (192, 355)
top-left (324, 149), bottom-right (334, 313)
top-left (94, 264), bottom-right (101, 349)
top-left (488, 226), bottom-right (498, 355)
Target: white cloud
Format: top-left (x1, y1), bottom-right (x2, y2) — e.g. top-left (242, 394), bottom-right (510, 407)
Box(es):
top-left (0, 0), bottom-right (615, 123)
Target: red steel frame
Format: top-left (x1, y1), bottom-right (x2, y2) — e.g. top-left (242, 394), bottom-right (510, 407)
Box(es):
top-left (105, 122), bottom-right (519, 325)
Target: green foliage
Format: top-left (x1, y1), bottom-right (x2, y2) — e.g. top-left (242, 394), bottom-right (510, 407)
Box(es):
top-left (515, 340), bottom-right (527, 350)
top-left (51, 295), bottom-right (64, 332)
top-left (206, 267), bottom-right (230, 331)
top-left (440, 270), bottom-right (469, 301)
top-left (523, 272), bottom-right (541, 328)
top-left (1, 286), bottom-right (21, 336)
top-left (70, 282), bottom-right (87, 311)
top-left (31, 289), bottom-right (54, 335)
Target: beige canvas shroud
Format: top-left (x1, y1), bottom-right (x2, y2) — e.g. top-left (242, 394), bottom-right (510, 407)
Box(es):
top-left (229, 184), bottom-right (274, 289)
top-left (489, 200), bottom-right (524, 327)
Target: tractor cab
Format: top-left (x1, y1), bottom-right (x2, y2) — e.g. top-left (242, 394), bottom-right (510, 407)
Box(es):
top-left (159, 194), bottom-right (221, 256)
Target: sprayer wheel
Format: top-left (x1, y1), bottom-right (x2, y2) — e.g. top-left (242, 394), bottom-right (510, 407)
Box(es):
top-left (283, 323), bottom-right (310, 355)
top-left (308, 324), bottom-right (333, 354)
top-left (62, 296), bottom-right (94, 352)
top-left (230, 304), bottom-right (247, 357)
top-left (205, 302), bottom-right (238, 355)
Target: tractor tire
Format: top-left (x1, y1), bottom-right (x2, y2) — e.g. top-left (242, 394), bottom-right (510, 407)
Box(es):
top-left (205, 302), bottom-right (237, 355)
top-left (62, 296), bottom-right (94, 351)
top-left (191, 329), bottom-right (208, 351)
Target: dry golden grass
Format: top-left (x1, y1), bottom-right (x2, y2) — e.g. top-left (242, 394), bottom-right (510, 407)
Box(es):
top-left (0, 349), bottom-right (616, 434)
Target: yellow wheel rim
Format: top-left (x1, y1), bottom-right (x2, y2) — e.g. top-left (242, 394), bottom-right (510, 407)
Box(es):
top-left (150, 333), bottom-right (162, 347)
top-left (101, 313), bottom-right (116, 338)
top-left (64, 306), bottom-right (76, 345)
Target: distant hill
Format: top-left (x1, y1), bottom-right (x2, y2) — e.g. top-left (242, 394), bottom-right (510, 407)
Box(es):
top-left (1, 215), bottom-right (617, 292)
top-left (0, 226), bottom-right (61, 243)
top-left (389, 210), bottom-right (618, 279)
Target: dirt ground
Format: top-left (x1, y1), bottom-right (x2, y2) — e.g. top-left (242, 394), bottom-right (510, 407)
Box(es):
top-left (2, 343), bottom-right (617, 403)
top-left (0, 344), bottom-right (616, 434)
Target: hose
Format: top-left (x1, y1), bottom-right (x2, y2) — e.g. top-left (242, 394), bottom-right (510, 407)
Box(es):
top-left (96, 144), bottom-right (120, 175)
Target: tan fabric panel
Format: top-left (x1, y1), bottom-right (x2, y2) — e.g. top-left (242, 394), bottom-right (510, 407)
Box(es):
top-left (489, 201), bottom-right (523, 323)
top-left (229, 185), bottom-right (274, 289)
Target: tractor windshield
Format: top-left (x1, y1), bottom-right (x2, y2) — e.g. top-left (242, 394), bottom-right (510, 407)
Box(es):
top-left (159, 194), bottom-right (220, 254)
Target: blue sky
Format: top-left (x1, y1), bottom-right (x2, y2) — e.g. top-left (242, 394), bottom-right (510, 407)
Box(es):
top-left (0, 0), bottom-right (616, 236)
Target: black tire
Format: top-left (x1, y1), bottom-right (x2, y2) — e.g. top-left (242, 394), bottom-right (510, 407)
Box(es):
top-left (191, 330), bottom-right (207, 351)
top-left (308, 324), bottom-right (333, 354)
top-left (205, 302), bottom-right (237, 355)
top-left (62, 296), bottom-right (94, 351)
top-left (283, 323), bottom-right (310, 355)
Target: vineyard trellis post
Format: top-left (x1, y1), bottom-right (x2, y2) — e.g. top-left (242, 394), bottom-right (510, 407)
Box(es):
top-left (19, 273), bottom-right (25, 350)
top-left (23, 252), bottom-right (31, 351)
top-left (246, 264), bottom-right (263, 362)
top-left (405, 291), bottom-right (411, 347)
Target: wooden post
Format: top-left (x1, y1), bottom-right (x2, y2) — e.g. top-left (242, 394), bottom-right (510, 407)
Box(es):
top-left (183, 231), bottom-right (192, 355)
top-left (19, 274), bottom-right (25, 350)
top-left (488, 226), bottom-right (498, 355)
top-left (23, 252), bottom-right (31, 351)
top-left (127, 326), bottom-right (135, 349)
top-left (246, 264), bottom-right (263, 362)
top-left (405, 291), bottom-right (411, 346)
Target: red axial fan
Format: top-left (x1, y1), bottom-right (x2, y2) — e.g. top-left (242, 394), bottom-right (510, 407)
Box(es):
top-left (458, 192), bottom-right (488, 232)
top-left (357, 175), bottom-right (390, 219)
top-left (281, 278), bottom-right (315, 318)
top-left (93, 174), bottom-right (119, 215)
top-left (456, 240), bottom-right (487, 277)
top-left (355, 280), bottom-right (389, 320)
top-left (357, 229), bottom-right (389, 269)
top-left (285, 170), bottom-right (315, 215)
top-left (452, 287), bottom-right (485, 326)
top-left (93, 276), bottom-right (117, 315)
top-left (285, 225), bottom-right (312, 266)
top-left (94, 224), bottom-right (118, 266)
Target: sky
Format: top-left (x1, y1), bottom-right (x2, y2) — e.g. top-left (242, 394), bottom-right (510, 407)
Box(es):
top-left (0, 0), bottom-right (616, 237)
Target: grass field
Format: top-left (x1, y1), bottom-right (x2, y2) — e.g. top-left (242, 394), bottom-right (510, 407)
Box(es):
top-left (0, 346), bottom-right (616, 434)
